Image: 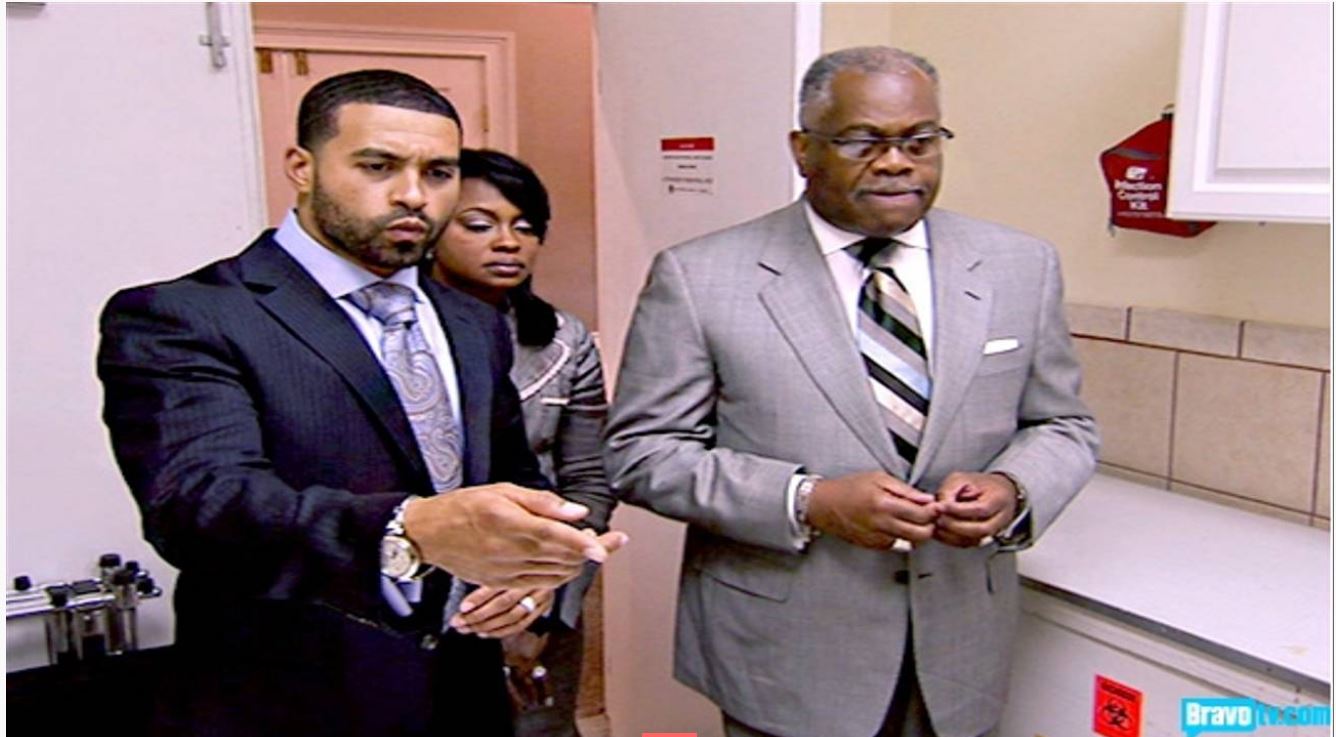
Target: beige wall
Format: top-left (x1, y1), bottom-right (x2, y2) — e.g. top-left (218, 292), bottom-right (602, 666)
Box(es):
top-left (594, 5), bottom-right (813, 734)
top-left (251, 3), bottom-right (599, 328)
top-left (1065, 304), bottom-right (1329, 526)
top-left (822, 2), bottom-right (1331, 329)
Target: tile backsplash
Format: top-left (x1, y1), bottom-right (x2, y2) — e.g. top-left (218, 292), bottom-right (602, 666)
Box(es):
top-left (1068, 304), bottom-right (1331, 528)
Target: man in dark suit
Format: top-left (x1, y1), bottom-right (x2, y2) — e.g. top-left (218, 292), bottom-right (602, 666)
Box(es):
top-left (97, 69), bottom-right (626, 737)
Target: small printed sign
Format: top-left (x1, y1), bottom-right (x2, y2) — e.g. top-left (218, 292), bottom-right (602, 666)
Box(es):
top-left (661, 136), bottom-right (715, 195)
top-left (1094, 675), bottom-right (1143, 737)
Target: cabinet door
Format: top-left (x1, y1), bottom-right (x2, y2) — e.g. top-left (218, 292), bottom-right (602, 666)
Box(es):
top-left (1170, 3), bottom-right (1331, 223)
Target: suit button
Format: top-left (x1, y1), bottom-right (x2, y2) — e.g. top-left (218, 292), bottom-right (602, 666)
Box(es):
top-left (420, 634), bottom-right (439, 651)
top-left (893, 570), bottom-right (910, 585)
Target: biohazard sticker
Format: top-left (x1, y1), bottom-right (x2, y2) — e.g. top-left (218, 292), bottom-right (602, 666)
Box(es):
top-left (1094, 674), bottom-right (1143, 737)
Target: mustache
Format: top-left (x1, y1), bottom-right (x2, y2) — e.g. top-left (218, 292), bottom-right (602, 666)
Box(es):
top-left (376, 208), bottom-right (436, 230)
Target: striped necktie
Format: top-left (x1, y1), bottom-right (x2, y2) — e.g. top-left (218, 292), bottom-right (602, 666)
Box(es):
top-left (852, 238), bottom-right (932, 467)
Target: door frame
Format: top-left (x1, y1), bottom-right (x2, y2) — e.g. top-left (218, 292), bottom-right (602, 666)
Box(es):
top-left (253, 21), bottom-right (518, 152)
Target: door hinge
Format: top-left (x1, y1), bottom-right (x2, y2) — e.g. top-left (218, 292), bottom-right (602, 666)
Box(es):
top-left (294, 50), bottom-right (310, 76)
top-left (256, 48), bottom-right (274, 75)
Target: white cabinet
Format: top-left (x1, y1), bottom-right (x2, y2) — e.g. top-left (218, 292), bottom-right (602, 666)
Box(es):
top-left (1001, 590), bottom-right (1328, 737)
top-left (1003, 474), bottom-right (1331, 737)
top-left (1169, 3), bottom-right (1331, 223)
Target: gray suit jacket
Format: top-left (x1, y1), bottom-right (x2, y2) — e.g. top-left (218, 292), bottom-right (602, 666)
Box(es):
top-left (510, 308), bottom-right (615, 626)
top-left (604, 202), bottom-right (1099, 737)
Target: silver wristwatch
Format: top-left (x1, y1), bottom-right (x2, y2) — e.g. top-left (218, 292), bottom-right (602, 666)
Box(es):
top-left (381, 499), bottom-right (430, 582)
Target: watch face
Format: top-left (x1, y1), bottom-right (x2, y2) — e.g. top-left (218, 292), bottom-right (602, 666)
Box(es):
top-left (381, 536), bottom-right (418, 579)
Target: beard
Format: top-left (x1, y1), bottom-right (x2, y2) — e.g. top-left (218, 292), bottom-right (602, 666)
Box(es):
top-left (310, 181), bottom-right (445, 273)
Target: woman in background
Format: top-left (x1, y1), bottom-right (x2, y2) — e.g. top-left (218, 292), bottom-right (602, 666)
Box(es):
top-left (431, 148), bottom-right (615, 737)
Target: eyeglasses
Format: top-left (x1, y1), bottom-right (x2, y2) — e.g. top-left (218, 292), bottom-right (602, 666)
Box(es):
top-left (802, 127), bottom-right (955, 162)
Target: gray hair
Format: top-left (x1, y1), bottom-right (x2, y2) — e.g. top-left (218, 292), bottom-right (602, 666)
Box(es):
top-left (798, 46), bottom-right (939, 129)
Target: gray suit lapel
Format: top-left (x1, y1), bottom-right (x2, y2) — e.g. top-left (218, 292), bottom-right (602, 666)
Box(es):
top-left (912, 211), bottom-right (992, 483)
top-left (511, 329), bottom-right (568, 401)
top-left (756, 204), bottom-right (905, 476)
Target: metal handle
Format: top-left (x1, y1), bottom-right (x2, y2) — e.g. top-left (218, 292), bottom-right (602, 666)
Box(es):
top-left (197, 2), bottom-right (231, 70)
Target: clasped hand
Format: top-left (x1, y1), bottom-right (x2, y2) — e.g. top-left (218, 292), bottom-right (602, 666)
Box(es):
top-left (404, 483), bottom-right (628, 590)
top-left (450, 586), bottom-right (554, 638)
top-left (807, 470), bottom-right (1018, 549)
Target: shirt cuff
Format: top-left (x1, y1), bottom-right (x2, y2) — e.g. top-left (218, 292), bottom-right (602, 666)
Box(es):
top-left (381, 576), bottom-right (422, 617)
top-left (785, 473), bottom-right (803, 547)
top-left (786, 472), bottom-right (820, 551)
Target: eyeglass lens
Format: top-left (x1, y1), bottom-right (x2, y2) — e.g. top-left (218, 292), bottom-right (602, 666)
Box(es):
top-left (837, 132), bottom-right (948, 161)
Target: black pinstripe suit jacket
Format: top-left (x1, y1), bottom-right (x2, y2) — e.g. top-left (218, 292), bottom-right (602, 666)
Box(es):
top-left (97, 232), bottom-right (544, 736)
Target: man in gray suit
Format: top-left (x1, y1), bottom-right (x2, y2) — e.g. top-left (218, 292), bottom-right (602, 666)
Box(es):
top-left (603, 47), bottom-right (1099, 737)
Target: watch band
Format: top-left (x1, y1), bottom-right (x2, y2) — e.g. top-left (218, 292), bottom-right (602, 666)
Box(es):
top-left (385, 498), bottom-right (413, 537)
top-left (382, 498), bottom-right (431, 581)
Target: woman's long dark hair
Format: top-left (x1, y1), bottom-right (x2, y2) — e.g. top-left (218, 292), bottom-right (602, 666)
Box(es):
top-left (458, 149), bottom-right (558, 348)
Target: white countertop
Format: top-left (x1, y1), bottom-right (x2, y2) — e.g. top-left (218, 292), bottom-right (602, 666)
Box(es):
top-left (1019, 473), bottom-right (1331, 688)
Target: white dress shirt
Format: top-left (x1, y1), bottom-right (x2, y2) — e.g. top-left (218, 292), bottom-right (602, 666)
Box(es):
top-left (801, 200), bottom-right (935, 353)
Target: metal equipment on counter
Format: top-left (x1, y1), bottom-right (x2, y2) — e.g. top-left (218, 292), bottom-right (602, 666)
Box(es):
top-left (7, 553), bottom-right (162, 666)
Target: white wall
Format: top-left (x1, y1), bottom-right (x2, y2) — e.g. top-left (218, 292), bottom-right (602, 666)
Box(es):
top-left (823, 3), bottom-right (1331, 329)
top-left (593, 4), bottom-right (817, 735)
top-left (5, 3), bottom-right (263, 670)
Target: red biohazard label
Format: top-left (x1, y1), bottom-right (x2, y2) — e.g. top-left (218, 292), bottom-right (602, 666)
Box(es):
top-left (1094, 675), bottom-right (1143, 737)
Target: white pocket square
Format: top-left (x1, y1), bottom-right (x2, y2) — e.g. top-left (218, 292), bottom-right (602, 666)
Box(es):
top-left (983, 337), bottom-right (1021, 355)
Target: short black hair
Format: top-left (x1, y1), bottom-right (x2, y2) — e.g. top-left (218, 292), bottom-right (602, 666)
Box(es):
top-left (297, 69), bottom-right (461, 150)
top-left (459, 149), bottom-right (552, 242)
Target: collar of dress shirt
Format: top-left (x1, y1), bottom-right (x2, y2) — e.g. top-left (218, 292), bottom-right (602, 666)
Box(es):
top-left (272, 209), bottom-right (424, 302)
top-left (801, 199), bottom-right (930, 257)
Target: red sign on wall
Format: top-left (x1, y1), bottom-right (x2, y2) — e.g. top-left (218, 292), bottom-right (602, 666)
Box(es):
top-left (1093, 675), bottom-right (1143, 737)
top-left (659, 137), bottom-right (715, 152)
